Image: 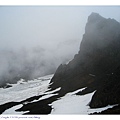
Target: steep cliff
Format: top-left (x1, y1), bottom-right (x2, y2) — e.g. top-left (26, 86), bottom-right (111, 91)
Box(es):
top-left (50, 13), bottom-right (120, 111)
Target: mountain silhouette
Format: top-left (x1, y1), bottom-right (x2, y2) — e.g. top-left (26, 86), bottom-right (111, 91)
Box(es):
top-left (50, 13), bottom-right (120, 113)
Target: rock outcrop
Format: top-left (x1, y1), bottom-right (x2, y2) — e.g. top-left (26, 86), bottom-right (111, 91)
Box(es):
top-left (50, 13), bottom-right (120, 112)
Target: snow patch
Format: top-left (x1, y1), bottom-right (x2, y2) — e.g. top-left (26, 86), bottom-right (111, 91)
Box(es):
top-left (0, 74), bottom-right (54, 105)
top-left (2, 104), bottom-right (29, 115)
top-left (50, 89), bottom-right (116, 114)
top-left (25, 87), bottom-right (61, 103)
top-left (66, 87), bottom-right (87, 95)
top-left (50, 90), bottom-right (95, 114)
top-left (31, 94), bottom-right (58, 103)
top-left (88, 104), bottom-right (118, 114)
top-left (45, 87), bottom-right (61, 94)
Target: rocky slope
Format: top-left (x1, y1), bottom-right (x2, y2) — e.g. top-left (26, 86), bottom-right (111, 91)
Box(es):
top-left (1, 13), bottom-right (120, 115)
top-left (50, 13), bottom-right (120, 113)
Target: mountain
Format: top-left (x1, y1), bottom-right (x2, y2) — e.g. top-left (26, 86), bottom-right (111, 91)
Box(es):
top-left (1, 12), bottom-right (120, 115)
top-left (50, 13), bottom-right (120, 113)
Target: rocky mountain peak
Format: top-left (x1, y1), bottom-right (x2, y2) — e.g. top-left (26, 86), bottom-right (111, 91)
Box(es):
top-left (50, 13), bottom-right (120, 113)
top-left (87, 12), bottom-right (104, 23)
top-left (80, 12), bottom-right (120, 54)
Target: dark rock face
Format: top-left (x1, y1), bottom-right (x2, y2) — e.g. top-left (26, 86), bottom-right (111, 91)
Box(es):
top-left (50, 12), bottom-right (120, 112)
top-left (17, 95), bottom-right (58, 115)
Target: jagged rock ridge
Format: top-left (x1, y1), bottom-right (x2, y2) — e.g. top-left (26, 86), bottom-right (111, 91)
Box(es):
top-left (50, 13), bottom-right (120, 113)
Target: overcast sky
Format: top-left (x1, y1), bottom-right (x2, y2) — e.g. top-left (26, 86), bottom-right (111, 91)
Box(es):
top-left (0, 6), bottom-right (120, 51)
top-left (0, 6), bottom-right (120, 85)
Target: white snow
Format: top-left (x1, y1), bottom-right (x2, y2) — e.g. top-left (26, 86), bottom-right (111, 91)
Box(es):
top-left (2, 104), bottom-right (29, 115)
top-left (66, 87), bottom-right (87, 95)
top-left (50, 89), bottom-right (117, 114)
top-left (45, 87), bottom-right (61, 95)
top-left (87, 104), bottom-right (118, 114)
top-left (0, 74), bottom-right (54, 105)
top-left (0, 74), bottom-right (117, 115)
top-left (1, 87), bottom-right (61, 115)
top-left (31, 93), bottom-right (58, 103)
top-left (22, 88), bottom-right (61, 104)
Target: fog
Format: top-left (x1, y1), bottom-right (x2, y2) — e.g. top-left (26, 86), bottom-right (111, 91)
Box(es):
top-left (0, 6), bottom-right (120, 86)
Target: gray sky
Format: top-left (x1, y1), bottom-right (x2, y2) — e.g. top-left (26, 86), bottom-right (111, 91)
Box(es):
top-left (0, 6), bottom-right (120, 85)
top-left (0, 6), bottom-right (120, 51)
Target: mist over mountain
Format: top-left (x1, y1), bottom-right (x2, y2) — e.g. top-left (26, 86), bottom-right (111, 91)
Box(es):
top-left (1, 12), bottom-right (120, 115)
top-left (0, 6), bottom-right (120, 88)
top-left (0, 39), bottom-right (79, 87)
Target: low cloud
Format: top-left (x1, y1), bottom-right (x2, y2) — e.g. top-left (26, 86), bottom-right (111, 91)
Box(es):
top-left (0, 39), bottom-right (80, 87)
